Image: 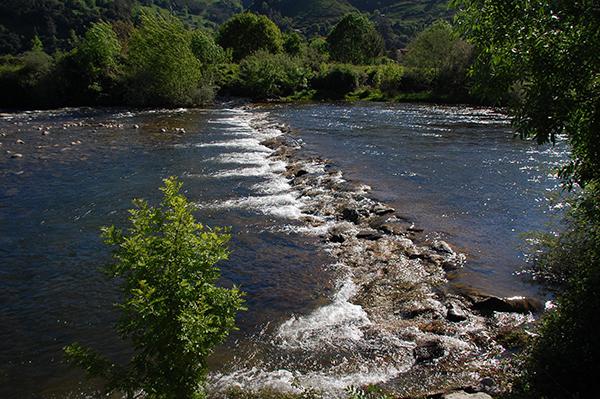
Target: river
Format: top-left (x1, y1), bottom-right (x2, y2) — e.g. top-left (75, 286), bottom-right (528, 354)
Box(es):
top-left (0, 103), bottom-right (568, 398)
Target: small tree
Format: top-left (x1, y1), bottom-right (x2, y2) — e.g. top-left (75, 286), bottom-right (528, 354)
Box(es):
top-left (327, 13), bottom-right (384, 65)
top-left (218, 12), bottom-right (283, 62)
top-left (65, 177), bottom-right (245, 399)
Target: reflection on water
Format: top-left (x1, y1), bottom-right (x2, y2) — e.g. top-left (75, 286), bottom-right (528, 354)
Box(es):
top-left (0, 103), bottom-right (568, 398)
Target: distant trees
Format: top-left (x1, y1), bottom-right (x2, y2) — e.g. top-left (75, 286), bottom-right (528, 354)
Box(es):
top-left (59, 22), bottom-right (122, 104)
top-left (402, 20), bottom-right (473, 98)
top-left (237, 50), bottom-right (309, 99)
top-left (218, 12), bottom-right (283, 62)
top-left (126, 12), bottom-right (203, 106)
top-left (327, 13), bottom-right (385, 65)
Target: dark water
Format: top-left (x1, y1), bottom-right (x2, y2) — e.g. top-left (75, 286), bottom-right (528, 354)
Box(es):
top-left (0, 103), bottom-right (568, 398)
top-left (267, 103), bottom-right (568, 297)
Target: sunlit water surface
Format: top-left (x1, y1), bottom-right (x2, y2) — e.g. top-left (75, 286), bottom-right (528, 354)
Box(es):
top-left (0, 103), bottom-right (568, 398)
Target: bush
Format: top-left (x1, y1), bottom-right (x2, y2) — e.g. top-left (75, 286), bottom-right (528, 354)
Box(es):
top-left (65, 177), bottom-right (245, 399)
top-left (218, 12), bottom-right (283, 62)
top-left (516, 188), bottom-right (600, 398)
top-left (237, 50), bottom-right (309, 99)
top-left (311, 64), bottom-right (362, 98)
top-left (373, 63), bottom-right (404, 95)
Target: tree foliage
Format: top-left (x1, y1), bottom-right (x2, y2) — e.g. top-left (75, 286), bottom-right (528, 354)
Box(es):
top-left (327, 13), bottom-right (384, 65)
top-left (237, 50), bottom-right (309, 99)
top-left (126, 11), bottom-right (203, 106)
top-left (59, 21), bottom-right (122, 103)
top-left (452, 2), bottom-right (600, 398)
top-left (218, 12), bottom-right (283, 62)
top-left (65, 177), bottom-right (245, 399)
top-left (453, 0), bottom-right (600, 188)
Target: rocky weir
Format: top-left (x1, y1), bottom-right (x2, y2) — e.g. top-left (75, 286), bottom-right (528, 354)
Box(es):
top-left (210, 108), bottom-right (542, 399)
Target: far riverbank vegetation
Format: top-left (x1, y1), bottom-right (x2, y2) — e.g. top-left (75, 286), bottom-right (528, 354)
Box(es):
top-left (0, 9), bottom-right (476, 109)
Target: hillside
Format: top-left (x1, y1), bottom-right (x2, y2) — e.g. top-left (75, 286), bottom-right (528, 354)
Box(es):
top-left (249, 0), bottom-right (452, 47)
top-left (0, 0), bottom-right (450, 54)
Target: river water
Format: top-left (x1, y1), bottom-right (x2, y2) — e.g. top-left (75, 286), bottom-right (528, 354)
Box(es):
top-left (0, 103), bottom-right (567, 398)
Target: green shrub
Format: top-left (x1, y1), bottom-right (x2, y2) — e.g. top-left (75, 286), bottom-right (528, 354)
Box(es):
top-left (374, 63), bottom-right (404, 95)
top-left (237, 50), bottom-right (309, 99)
top-left (218, 12), bottom-right (283, 62)
top-left (515, 187), bottom-right (600, 398)
top-left (57, 21), bottom-right (123, 104)
top-left (65, 177), bottom-right (245, 399)
top-left (311, 64), bottom-right (362, 98)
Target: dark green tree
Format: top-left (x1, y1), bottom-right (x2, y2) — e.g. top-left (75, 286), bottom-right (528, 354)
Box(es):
top-left (59, 21), bottom-right (122, 103)
top-left (218, 12), bottom-right (283, 62)
top-left (327, 13), bottom-right (384, 65)
top-left (453, 1), bottom-right (600, 398)
top-left (283, 31), bottom-right (304, 56)
top-left (65, 177), bottom-right (245, 399)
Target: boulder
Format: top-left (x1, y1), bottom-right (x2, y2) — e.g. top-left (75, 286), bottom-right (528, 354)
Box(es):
top-left (379, 223), bottom-right (407, 236)
top-left (414, 340), bottom-right (445, 363)
top-left (432, 240), bottom-right (454, 254)
top-left (372, 203), bottom-right (395, 216)
top-left (447, 303), bottom-right (468, 322)
top-left (356, 230), bottom-right (383, 241)
top-left (341, 208), bottom-right (361, 223)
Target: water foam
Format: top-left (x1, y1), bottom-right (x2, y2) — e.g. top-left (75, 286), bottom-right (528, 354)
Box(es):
top-left (276, 277), bottom-right (371, 350)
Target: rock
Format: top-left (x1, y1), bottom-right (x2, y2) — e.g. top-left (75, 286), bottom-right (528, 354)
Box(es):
top-left (42, 130), bottom-right (50, 136)
top-left (356, 230), bottom-right (383, 241)
top-left (447, 303), bottom-right (468, 322)
top-left (160, 128), bottom-right (167, 133)
top-left (472, 296), bottom-right (543, 314)
top-left (11, 153), bottom-right (23, 158)
top-left (16, 139), bottom-right (24, 144)
top-left (133, 124), bottom-right (140, 129)
top-left (414, 340), bottom-right (445, 363)
top-left (432, 240), bottom-right (454, 254)
top-left (407, 225), bottom-right (424, 233)
top-left (328, 225), bottom-right (352, 243)
top-left (341, 208), bottom-right (361, 223)
top-left (442, 391), bottom-right (493, 399)
top-left (379, 223), bottom-right (407, 236)
top-left (372, 203), bottom-right (395, 216)
top-left (479, 377), bottom-right (496, 388)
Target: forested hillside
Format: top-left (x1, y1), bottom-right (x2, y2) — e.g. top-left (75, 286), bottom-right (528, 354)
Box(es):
top-left (249, 0), bottom-right (451, 48)
top-left (0, 0), bottom-right (450, 54)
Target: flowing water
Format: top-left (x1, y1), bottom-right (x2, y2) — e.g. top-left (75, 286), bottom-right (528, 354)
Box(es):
top-left (0, 103), bottom-right (568, 398)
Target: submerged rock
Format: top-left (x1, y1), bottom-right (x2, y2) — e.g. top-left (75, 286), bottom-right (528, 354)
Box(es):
top-left (472, 296), bottom-right (543, 314)
top-left (414, 340), bottom-right (445, 363)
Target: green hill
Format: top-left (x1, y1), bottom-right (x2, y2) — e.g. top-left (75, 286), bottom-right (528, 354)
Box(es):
top-left (0, 0), bottom-right (450, 54)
